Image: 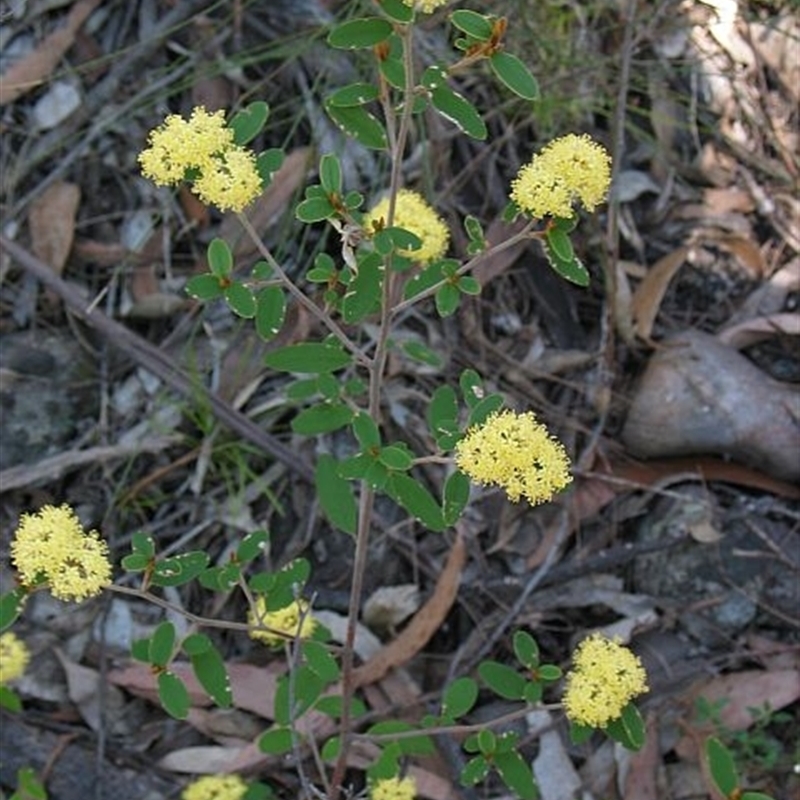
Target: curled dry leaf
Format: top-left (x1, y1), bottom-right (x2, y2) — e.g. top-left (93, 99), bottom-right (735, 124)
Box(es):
top-left (622, 330), bottom-right (800, 481)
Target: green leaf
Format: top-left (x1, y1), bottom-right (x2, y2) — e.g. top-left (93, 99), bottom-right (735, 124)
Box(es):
top-left (537, 664), bottom-right (562, 682)
top-left (327, 17), bottom-right (393, 49)
top-left (296, 196), bottom-right (335, 223)
top-left (495, 750), bottom-right (538, 800)
top-left (10, 767), bottom-right (47, 800)
top-left (431, 85), bottom-right (487, 140)
top-left (292, 402), bottom-right (353, 435)
top-left (185, 273), bottom-right (223, 301)
top-left (401, 339), bottom-right (445, 369)
top-left (315, 454), bottom-right (357, 535)
top-left (149, 621), bottom-right (176, 668)
top-left (207, 238), bottom-right (233, 278)
top-left (190, 642), bottom-right (232, 707)
top-left (259, 726), bottom-right (294, 755)
top-left (325, 103), bottom-right (388, 150)
top-left (121, 552), bottom-right (149, 572)
top-left (0, 685), bottom-right (22, 713)
top-left (131, 638), bottom-right (150, 662)
top-left (542, 233), bottom-right (590, 287)
top-left (546, 225), bottom-right (573, 261)
top-left (477, 728), bottom-right (497, 754)
top-left (256, 148), bottom-right (285, 186)
top-left (568, 721), bottom-right (594, 745)
top-left (238, 530), bottom-right (269, 563)
top-left (132, 531), bottom-right (156, 557)
top-left (342, 252), bottom-right (382, 323)
top-left (379, 53), bottom-right (406, 90)
top-left (199, 564), bottom-right (240, 591)
top-left (319, 154), bottom-right (343, 197)
top-left (182, 633), bottom-right (211, 656)
top-left (264, 343), bottom-right (352, 373)
top-left (352, 412), bottom-right (381, 449)
top-left (326, 83), bottom-right (380, 108)
top-left (435, 282), bottom-right (461, 317)
top-left (443, 470), bottom-right (470, 525)
top-left (606, 702), bottom-right (646, 751)
top-left (376, 0), bottom-right (414, 23)
top-left (513, 630), bottom-right (540, 669)
top-left (449, 9), bottom-right (493, 40)
top-left (274, 666), bottom-right (323, 724)
top-left (230, 101), bottom-right (269, 146)
top-left (378, 444), bottom-right (414, 471)
top-left (741, 794), bottom-right (777, 800)
top-left (224, 282), bottom-right (257, 319)
top-left (479, 661), bottom-right (526, 700)
top-left (457, 276), bottom-right (480, 295)
top-left (441, 677), bottom-right (479, 720)
top-left (255, 287), bottom-right (286, 341)
top-left (705, 736), bottom-right (739, 796)
top-left (321, 735), bottom-right (341, 761)
top-left (459, 368), bottom-right (484, 408)
top-left (0, 589), bottom-right (27, 632)
top-left (523, 681), bottom-right (543, 704)
top-left (302, 640), bottom-right (340, 683)
top-left (386, 473), bottom-right (445, 531)
top-left (490, 52), bottom-right (539, 100)
top-left (461, 755), bottom-right (490, 785)
top-left (467, 394), bottom-right (504, 427)
top-left (428, 385), bottom-right (458, 436)
top-left (158, 671), bottom-right (190, 719)
top-left (151, 552), bottom-right (210, 587)
top-left (403, 259), bottom-right (445, 299)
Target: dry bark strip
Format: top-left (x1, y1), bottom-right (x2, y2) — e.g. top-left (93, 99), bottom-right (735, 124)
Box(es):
top-left (352, 531), bottom-right (467, 689)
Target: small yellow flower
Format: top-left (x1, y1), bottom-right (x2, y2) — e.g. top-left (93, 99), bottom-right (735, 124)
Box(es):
top-left (193, 147), bottom-right (262, 213)
top-left (139, 106), bottom-right (261, 212)
top-left (248, 596), bottom-right (318, 647)
top-left (182, 774), bottom-right (248, 800)
top-left (11, 504), bottom-right (112, 602)
top-left (454, 410), bottom-right (572, 505)
top-left (365, 189), bottom-right (449, 263)
top-left (562, 633), bottom-right (648, 728)
top-left (0, 632), bottom-right (30, 684)
top-left (510, 133), bottom-right (611, 219)
top-left (370, 775), bottom-right (417, 800)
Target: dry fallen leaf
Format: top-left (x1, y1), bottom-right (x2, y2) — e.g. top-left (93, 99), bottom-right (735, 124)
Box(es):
top-left (632, 246), bottom-right (690, 340)
top-left (0, 0), bottom-right (102, 106)
top-left (28, 181), bottom-right (81, 275)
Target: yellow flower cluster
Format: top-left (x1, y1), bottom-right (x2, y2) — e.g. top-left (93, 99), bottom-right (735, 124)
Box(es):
top-left (0, 632), bottom-right (29, 684)
top-left (370, 775), bottom-right (417, 800)
top-left (182, 774), bottom-right (248, 800)
top-left (454, 410), bottom-right (572, 505)
top-left (248, 597), bottom-right (318, 647)
top-left (11, 505), bottom-right (112, 602)
top-left (139, 106), bottom-right (262, 212)
top-left (562, 633), bottom-right (648, 728)
top-left (365, 189), bottom-right (449, 263)
top-left (401, 0), bottom-right (448, 12)
top-left (510, 133), bottom-right (611, 219)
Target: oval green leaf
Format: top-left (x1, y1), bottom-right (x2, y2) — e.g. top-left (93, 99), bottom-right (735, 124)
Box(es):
top-left (490, 52), bottom-right (539, 100)
top-left (327, 18), bottom-right (392, 49)
top-left (450, 9), bottom-right (493, 41)
top-left (207, 238), bottom-right (233, 278)
top-left (325, 103), bottom-right (388, 150)
top-left (291, 402), bottom-right (353, 435)
top-left (264, 343), bottom-right (352, 374)
top-left (326, 83), bottom-right (380, 108)
top-left (230, 101), bottom-right (269, 146)
top-left (149, 621), bottom-right (175, 667)
top-left (254, 286), bottom-right (286, 341)
top-left (191, 644), bottom-right (232, 707)
top-left (224, 282), bottom-right (257, 319)
top-left (386, 473), bottom-right (445, 531)
top-left (478, 660), bottom-right (526, 700)
top-left (185, 273), bottom-right (223, 301)
top-left (431, 85), bottom-right (487, 140)
top-left (151, 552), bottom-right (211, 587)
top-left (158, 671), bottom-right (190, 719)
